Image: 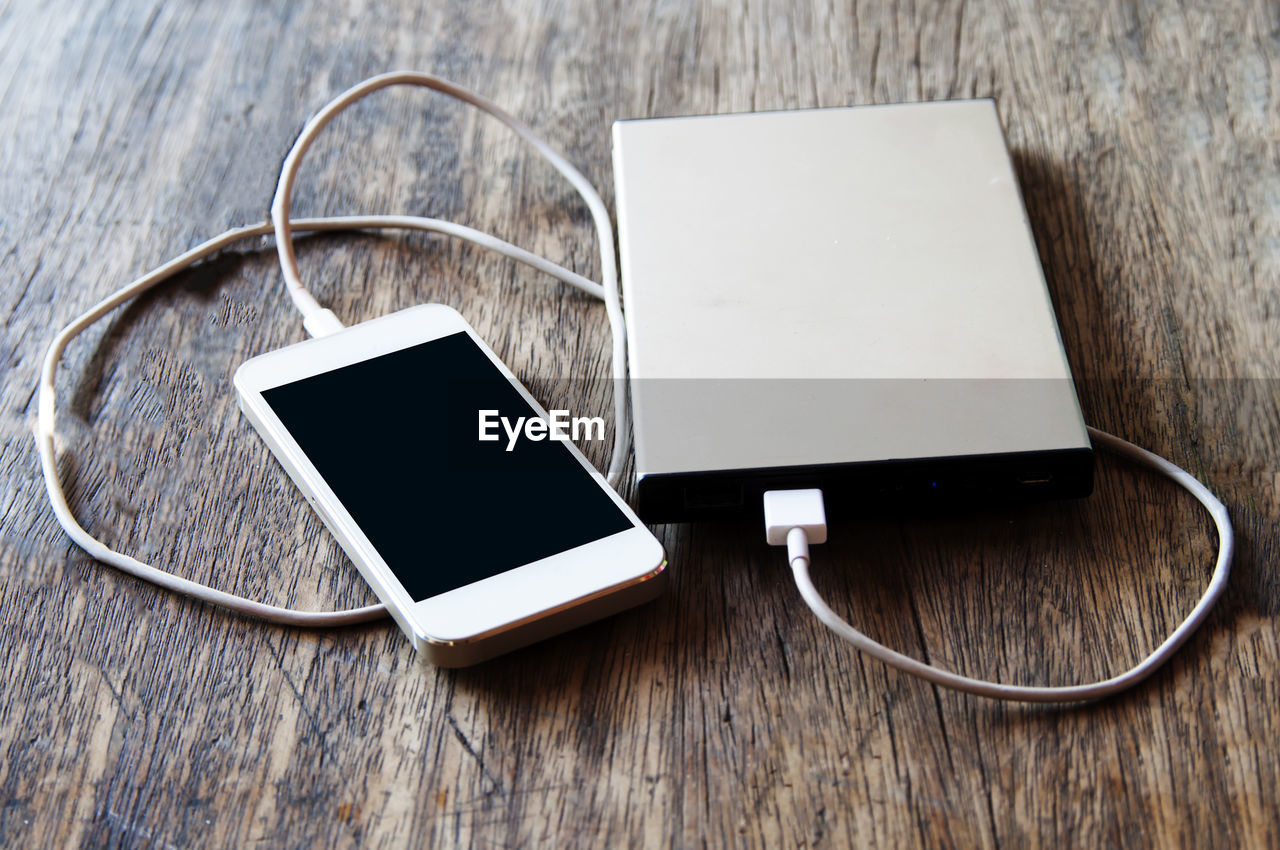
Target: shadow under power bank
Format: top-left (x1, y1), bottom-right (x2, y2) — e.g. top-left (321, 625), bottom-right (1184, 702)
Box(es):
top-left (612, 100), bottom-right (1093, 522)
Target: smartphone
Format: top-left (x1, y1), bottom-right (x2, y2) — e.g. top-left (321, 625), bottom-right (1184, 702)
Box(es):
top-left (234, 304), bottom-right (666, 666)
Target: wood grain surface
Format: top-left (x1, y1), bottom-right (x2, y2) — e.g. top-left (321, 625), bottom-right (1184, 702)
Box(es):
top-left (2, 0), bottom-right (1277, 846)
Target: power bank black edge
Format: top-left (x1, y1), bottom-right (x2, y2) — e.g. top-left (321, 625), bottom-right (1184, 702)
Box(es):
top-left (636, 446), bottom-right (1094, 523)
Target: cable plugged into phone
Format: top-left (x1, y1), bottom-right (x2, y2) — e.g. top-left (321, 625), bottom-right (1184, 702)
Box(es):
top-left (302, 307), bottom-right (345, 338)
top-left (36, 71), bottom-right (636, 633)
top-left (765, 440), bottom-right (1234, 703)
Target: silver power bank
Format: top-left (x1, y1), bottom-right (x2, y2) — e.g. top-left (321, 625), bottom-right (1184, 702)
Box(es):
top-left (612, 100), bottom-right (1092, 521)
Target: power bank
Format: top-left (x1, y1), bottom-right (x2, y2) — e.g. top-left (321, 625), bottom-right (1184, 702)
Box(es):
top-left (612, 100), bottom-right (1093, 522)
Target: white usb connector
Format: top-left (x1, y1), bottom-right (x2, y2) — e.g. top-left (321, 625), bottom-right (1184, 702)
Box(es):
top-left (302, 307), bottom-right (345, 338)
top-left (763, 488), bottom-right (827, 566)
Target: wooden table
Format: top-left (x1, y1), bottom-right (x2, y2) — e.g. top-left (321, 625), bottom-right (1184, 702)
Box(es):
top-left (2, 0), bottom-right (1276, 846)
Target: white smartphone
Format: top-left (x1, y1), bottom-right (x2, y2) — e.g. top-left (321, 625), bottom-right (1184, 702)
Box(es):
top-left (234, 304), bottom-right (666, 666)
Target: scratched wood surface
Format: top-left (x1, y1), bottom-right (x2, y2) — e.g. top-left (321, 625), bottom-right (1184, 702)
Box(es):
top-left (1, 0), bottom-right (1277, 846)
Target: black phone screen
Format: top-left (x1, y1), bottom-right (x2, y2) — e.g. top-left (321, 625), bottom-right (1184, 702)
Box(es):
top-left (261, 331), bottom-right (633, 601)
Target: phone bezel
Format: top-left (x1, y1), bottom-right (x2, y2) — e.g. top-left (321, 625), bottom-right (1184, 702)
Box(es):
top-left (234, 304), bottom-right (663, 650)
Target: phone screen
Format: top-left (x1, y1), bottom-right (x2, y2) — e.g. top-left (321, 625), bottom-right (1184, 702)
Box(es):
top-left (260, 330), bottom-right (633, 601)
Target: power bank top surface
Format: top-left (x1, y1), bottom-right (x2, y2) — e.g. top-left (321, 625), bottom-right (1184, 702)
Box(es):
top-left (612, 100), bottom-right (1092, 519)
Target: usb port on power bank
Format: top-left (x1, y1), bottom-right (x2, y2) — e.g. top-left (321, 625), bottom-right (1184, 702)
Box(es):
top-left (1018, 474), bottom-right (1054, 486)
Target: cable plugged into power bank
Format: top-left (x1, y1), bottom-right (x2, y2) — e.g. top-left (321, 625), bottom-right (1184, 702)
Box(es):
top-left (763, 488), bottom-right (828, 563)
top-left (765, 430), bottom-right (1233, 703)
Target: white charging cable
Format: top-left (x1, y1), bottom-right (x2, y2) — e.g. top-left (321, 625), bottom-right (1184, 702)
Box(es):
top-left (35, 72), bottom-right (1234, 701)
top-left (36, 72), bottom-right (627, 627)
top-left (765, 424), bottom-right (1233, 702)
